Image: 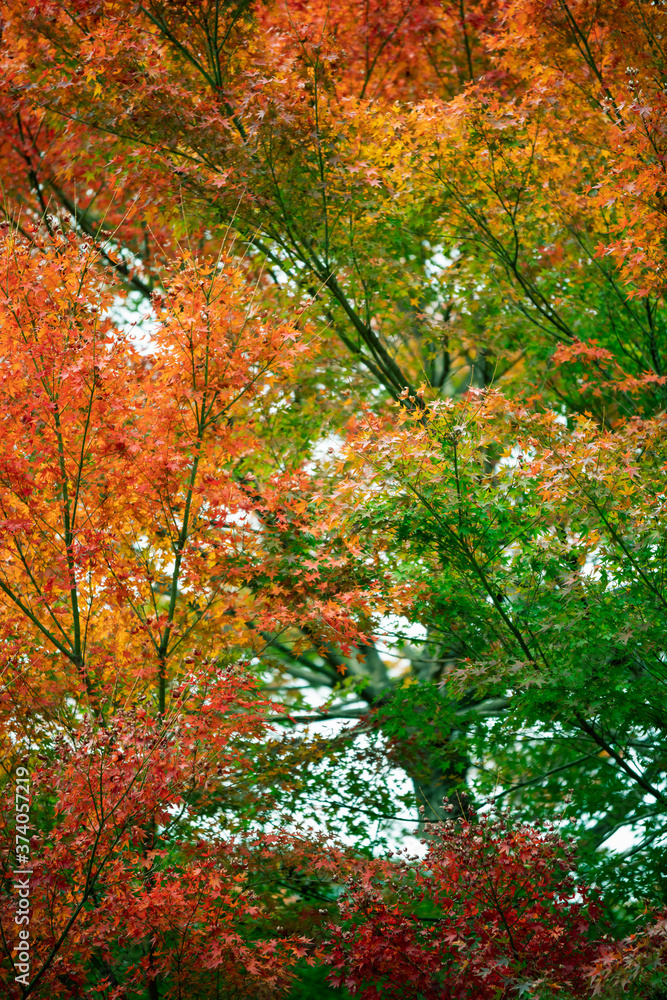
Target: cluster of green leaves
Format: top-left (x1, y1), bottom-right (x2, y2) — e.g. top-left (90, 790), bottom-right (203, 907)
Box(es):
top-left (335, 386), bottom-right (667, 927)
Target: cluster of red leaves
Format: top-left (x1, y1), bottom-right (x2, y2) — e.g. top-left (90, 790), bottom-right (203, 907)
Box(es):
top-left (589, 911), bottom-right (667, 997)
top-left (324, 808), bottom-right (602, 999)
top-left (0, 666), bottom-right (318, 999)
top-left (552, 339), bottom-right (667, 400)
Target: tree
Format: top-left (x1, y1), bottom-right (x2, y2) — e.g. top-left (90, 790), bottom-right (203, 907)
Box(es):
top-left (325, 805), bottom-right (601, 999)
top-left (1, 0), bottom-right (667, 996)
top-left (0, 231), bottom-right (383, 996)
top-left (3, 672), bottom-right (316, 998)
top-left (330, 351), bottom-right (667, 914)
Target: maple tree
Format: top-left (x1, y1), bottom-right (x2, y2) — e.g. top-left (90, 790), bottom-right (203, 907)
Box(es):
top-left (324, 805), bottom-right (602, 999)
top-left (330, 351), bottom-right (667, 910)
top-left (0, 0), bottom-right (666, 996)
top-left (2, 671), bottom-right (317, 998)
top-left (0, 229), bottom-right (378, 997)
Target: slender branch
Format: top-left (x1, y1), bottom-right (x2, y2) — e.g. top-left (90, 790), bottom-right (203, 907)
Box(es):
top-left (574, 714), bottom-right (666, 804)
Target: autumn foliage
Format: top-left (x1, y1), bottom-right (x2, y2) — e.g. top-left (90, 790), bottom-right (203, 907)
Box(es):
top-left (325, 807), bottom-right (601, 999)
top-left (2, 670), bottom-right (312, 998)
top-left (0, 0), bottom-right (666, 997)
